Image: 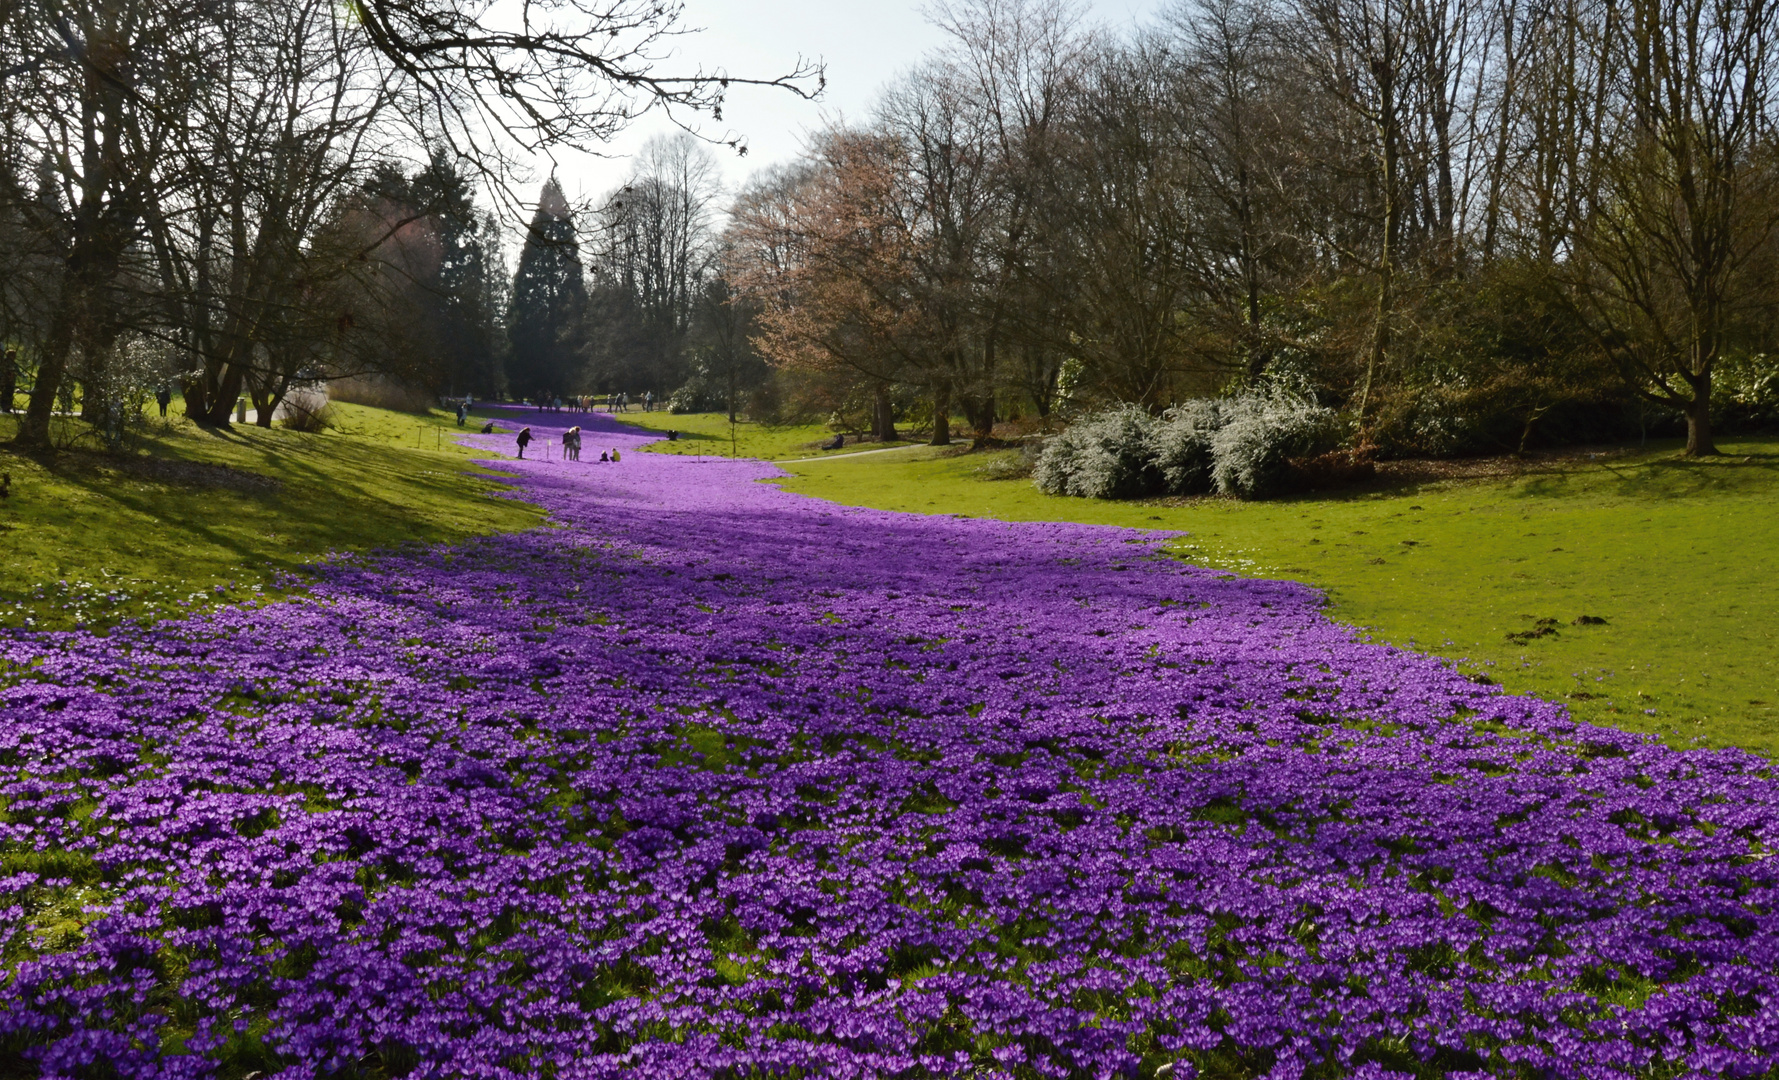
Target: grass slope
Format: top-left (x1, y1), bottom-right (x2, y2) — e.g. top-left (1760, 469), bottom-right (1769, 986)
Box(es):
top-left (775, 438), bottom-right (1779, 756)
top-left (618, 409), bottom-right (848, 461)
top-left (0, 403), bottom-right (541, 631)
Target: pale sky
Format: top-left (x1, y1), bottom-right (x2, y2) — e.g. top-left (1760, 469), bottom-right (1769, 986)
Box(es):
top-left (532, 0), bottom-right (1170, 216)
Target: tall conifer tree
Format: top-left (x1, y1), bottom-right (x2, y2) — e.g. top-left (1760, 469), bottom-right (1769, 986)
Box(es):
top-left (507, 178), bottom-right (587, 399)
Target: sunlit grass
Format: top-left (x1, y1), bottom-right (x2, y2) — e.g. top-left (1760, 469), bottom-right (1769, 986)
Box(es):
top-left (774, 437), bottom-right (1779, 756)
top-left (617, 409), bottom-right (849, 461)
top-left (0, 403), bottom-right (542, 631)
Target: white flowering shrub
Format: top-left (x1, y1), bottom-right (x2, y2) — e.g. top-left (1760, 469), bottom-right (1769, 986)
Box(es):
top-left (1032, 405), bottom-right (1162, 499)
top-left (1154, 399), bottom-right (1224, 495)
top-left (1209, 394), bottom-right (1340, 498)
top-left (1036, 392), bottom-right (1343, 501)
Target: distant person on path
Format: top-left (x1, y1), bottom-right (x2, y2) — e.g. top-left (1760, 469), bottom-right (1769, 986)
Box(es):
top-left (155, 384), bottom-right (172, 418)
top-left (456, 401), bottom-right (468, 426)
top-left (0, 349), bottom-right (16, 414)
top-left (516, 426), bottom-right (533, 459)
top-left (644, 390), bottom-right (654, 412)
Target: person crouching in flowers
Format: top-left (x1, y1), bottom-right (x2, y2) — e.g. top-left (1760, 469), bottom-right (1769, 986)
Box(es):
top-left (515, 426), bottom-right (533, 459)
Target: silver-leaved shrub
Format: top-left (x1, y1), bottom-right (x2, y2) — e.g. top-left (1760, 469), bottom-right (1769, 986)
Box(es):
top-left (1153, 399), bottom-right (1224, 495)
top-left (1038, 392), bottom-right (1339, 500)
top-left (1208, 393), bottom-right (1340, 497)
top-left (1032, 404), bottom-right (1162, 498)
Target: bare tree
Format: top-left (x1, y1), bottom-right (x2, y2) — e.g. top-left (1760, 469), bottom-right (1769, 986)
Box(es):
top-left (929, 0), bottom-right (1091, 420)
top-left (588, 133), bottom-right (724, 393)
top-left (350, 0), bottom-right (822, 171)
top-left (1, 0), bottom-right (822, 448)
top-left (1564, 0), bottom-right (1779, 456)
top-left (147, 0), bottom-right (403, 427)
top-left (0, 0), bottom-right (202, 447)
top-left (1293, 0), bottom-right (1423, 425)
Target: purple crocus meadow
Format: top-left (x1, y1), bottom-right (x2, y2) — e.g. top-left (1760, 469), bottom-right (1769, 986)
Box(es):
top-left (2, 408), bottom-right (1775, 1079)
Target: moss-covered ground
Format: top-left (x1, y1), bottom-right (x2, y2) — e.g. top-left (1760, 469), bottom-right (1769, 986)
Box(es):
top-left (772, 436), bottom-right (1779, 756)
top-left (0, 404), bottom-right (542, 631)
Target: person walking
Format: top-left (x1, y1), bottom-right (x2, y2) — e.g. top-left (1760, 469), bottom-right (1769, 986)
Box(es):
top-left (516, 426), bottom-right (533, 459)
top-left (564, 426), bottom-right (582, 461)
top-left (155, 384), bottom-right (172, 418)
top-left (643, 390), bottom-right (653, 413)
top-left (456, 401), bottom-right (468, 426)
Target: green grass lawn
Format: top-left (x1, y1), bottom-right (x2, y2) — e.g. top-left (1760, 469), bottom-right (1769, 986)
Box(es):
top-left (775, 438), bottom-right (1779, 757)
top-left (617, 410), bottom-right (851, 461)
top-left (0, 403), bottom-right (542, 631)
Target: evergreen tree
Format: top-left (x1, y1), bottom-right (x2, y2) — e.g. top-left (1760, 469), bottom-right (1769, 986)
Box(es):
top-left (356, 153), bottom-right (506, 396)
top-left (507, 177), bottom-right (587, 400)
top-left (412, 152), bottom-right (505, 396)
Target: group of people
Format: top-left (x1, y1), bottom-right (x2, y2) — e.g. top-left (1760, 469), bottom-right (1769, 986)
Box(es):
top-left (597, 391), bottom-right (654, 413)
top-left (514, 425), bottom-right (621, 464)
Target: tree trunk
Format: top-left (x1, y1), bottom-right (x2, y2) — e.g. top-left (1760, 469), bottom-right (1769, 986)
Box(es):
top-left (965, 391), bottom-right (996, 445)
top-left (1238, 165), bottom-right (1270, 384)
top-left (16, 318), bottom-right (74, 448)
top-left (0, 354), bottom-right (16, 413)
top-left (181, 376), bottom-right (210, 419)
top-left (205, 365), bottom-right (247, 427)
top-left (1357, 264), bottom-right (1392, 426)
top-left (873, 383), bottom-right (898, 441)
top-left (1355, 50), bottom-right (1401, 431)
top-left (930, 380), bottom-right (951, 447)
top-left (1684, 378), bottom-right (1718, 456)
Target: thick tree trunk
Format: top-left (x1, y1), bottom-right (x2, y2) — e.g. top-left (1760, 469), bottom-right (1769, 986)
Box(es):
top-left (872, 383), bottom-right (898, 441)
top-left (1684, 378), bottom-right (1718, 456)
top-left (204, 365), bottom-right (247, 427)
top-left (0, 354), bottom-right (16, 413)
top-left (964, 391), bottom-right (996, 445)
top-left (16, 320), bottom-right (74, 448)
top-left (930, 380), bottom-right (951, 447)
top-left (181, 376), bottom-right (210, 419)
